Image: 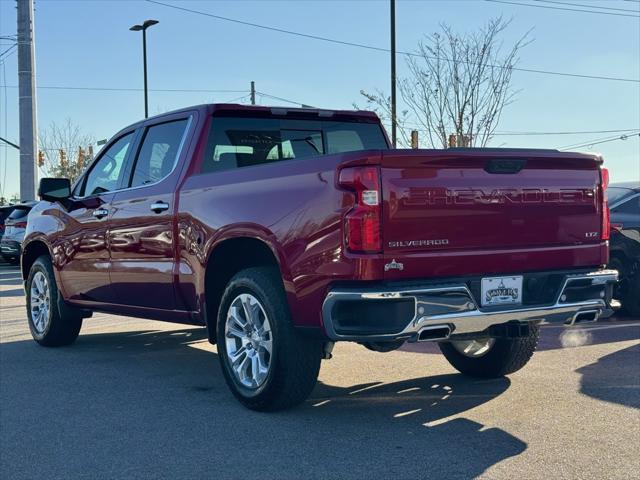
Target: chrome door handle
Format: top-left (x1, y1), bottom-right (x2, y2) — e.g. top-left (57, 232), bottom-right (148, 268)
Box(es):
top-left (92, 208), bottom-right (109, 219)
top-left (150, 201), bottom-right (169, 213)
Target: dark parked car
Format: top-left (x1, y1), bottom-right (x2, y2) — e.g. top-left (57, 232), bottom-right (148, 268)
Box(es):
top-left (0, 203), bottom-right (35, 265)
top-left (21, 104), bottom-right (617, 411)
top-left (0, 205), bottom-right (17, 244)
top-left (608, 182), bottom-right (640, 316)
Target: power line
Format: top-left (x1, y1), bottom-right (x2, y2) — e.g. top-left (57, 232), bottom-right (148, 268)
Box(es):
top-left (492, 129), bottom-right (640, 136)
top-left (256, 91), bottom-right (315, 107)
top-left (559, 132), bottom-right (633, 149)
top-left (3, 85), bottom-right (247, 93)
top-left (0, 48), bottom-right (16, 63)
top-left (399, 119), bottom-right (639, 136)
top-left (235, 95), bottom-right (640, 137)
top-left (221, 93), bottom-right (251, 103)
top-left (558, 131), bottom-right (640, 150)
top-left (486, 0), bottom-right (640, 17)
top-left (145, 0), bottom-right (639, 84)
top-left (2, 77), bottom-right (635, 139)
top-left (534, 0), bottom-right (640, 13)
top-left (0, 44), bottom-right (16, 59)
top-left (534, 0), bottom-right (639, 13)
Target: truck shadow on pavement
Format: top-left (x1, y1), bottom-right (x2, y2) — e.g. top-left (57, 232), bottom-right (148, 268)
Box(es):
top-left (0, 327), bottom-right (526, 479)
top-left (576, 343), bottom-right (640, 410)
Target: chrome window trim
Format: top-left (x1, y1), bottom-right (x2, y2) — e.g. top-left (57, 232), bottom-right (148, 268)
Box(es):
top-left (73, 115), bottom-right (193, 200)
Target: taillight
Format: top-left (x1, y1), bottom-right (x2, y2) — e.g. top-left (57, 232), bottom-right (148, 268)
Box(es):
top-left (601, 167), bottom-right (610, 241)
top-left (13, 221), bottom-right (27, 229)
top-left (338, 166), bottom-right (382, 253)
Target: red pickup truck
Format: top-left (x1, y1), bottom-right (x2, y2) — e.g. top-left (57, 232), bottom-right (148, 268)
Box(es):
top-left (22, 104), bottom-right (617, 411)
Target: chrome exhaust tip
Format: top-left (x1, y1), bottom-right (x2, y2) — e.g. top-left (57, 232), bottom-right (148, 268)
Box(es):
top-left (417, 325), bottom-right (452, 342)
top-left (567, 309), bottom-right (601, 326)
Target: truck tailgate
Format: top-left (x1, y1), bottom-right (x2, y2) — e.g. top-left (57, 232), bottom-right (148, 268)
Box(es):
top-left (381, 149), bottom-right (606, 279)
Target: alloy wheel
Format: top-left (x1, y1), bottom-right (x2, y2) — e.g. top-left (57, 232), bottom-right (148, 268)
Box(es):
top-left (30, 271), bottom-right (51, 334)
top-left (224, 293), bottom-right (273, 389)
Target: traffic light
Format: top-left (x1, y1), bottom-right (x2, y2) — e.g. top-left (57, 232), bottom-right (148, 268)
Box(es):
top-left (77, 147), bottom-right (86, 169)
top-left (37, 150), bottom-right (45, 167)
top-left (59, 149), bottom-right (67, 166)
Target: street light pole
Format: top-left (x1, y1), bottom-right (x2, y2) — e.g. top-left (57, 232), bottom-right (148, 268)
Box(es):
top-left (130, 19), bottom-right (159, 118)
top-left (142, 27), bottom-right (148, 118)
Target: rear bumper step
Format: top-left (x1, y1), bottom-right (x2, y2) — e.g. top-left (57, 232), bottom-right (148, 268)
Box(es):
top-left (322, 269), bottom-right (618, 342)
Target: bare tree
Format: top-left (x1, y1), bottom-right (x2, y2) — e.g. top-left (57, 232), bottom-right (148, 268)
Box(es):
top-left (356, 89), bottom-right (413, 147)
top-left (39, 119), bottom-right (95, 182)
top-left (361, 17), bottom-right (531, 148)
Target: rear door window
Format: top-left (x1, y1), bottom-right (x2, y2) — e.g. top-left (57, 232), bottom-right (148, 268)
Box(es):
top-left (129, 119), bottom-right (188, 187)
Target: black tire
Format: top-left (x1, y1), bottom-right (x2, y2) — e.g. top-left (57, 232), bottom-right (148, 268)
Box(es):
top-left (26, 255), bottom-right (82, 346)
top-left (216, 267), bottom-right (322, 411)
top-left (622, 273), bottom-right (640, 317)
top-left (610, 256), bottom-right (640, 317)
top-left (439, 325), bottom-right (539, 378)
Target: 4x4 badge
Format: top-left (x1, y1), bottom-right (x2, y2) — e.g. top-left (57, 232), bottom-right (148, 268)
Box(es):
top-left (384, 259), bottom-right (404, 272)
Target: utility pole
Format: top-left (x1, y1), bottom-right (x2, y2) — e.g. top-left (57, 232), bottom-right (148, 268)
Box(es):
top-left (390, 0), bottom-right (397, 148)
top-left (411, 130), bottom-right (419, 149)
top-left (250, 81), bottom-right (256, 105)
top-left (17, 0), bottom-right (38, 201)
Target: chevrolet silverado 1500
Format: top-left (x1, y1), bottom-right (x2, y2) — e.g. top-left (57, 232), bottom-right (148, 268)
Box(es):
top-left (22, 104), bottom-right (617, 411)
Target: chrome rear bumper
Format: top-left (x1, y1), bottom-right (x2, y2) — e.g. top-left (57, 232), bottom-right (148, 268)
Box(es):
top-left (322, 269), bottom-right (618, 342)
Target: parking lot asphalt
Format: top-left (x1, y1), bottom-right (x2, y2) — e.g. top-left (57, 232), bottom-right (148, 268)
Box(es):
top-left (0, 262), bottom-right (639, 480)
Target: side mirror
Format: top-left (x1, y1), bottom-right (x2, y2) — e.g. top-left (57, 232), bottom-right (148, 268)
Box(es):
top-left (38, 177), bottom-right (71, 203)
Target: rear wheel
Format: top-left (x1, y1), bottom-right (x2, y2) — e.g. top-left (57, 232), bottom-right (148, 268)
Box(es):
top-left (439, 325), bottom-right (539, 378)
top-left (26, 256), bottom-right (82, 346)
top-left (622, 273), bottom-right (640, 316)
top-left (216, 267), bottom-right (322, 411)
top-left (610, 256), bottom-right (640, 317)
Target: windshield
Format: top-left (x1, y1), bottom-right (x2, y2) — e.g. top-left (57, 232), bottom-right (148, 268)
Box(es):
top-left (607, 187), bottom-right (633, 205)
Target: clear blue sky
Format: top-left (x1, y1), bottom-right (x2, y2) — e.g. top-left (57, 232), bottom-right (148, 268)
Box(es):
top-left (1, 0), bottom-right (639, 199)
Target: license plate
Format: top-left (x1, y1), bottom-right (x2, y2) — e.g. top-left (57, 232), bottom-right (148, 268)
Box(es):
top-left (481, 276), bottom-right (523, 307)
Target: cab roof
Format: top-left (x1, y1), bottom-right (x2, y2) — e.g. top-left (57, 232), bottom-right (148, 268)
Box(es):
top-left (137, 103), bottom-right (381, 125)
